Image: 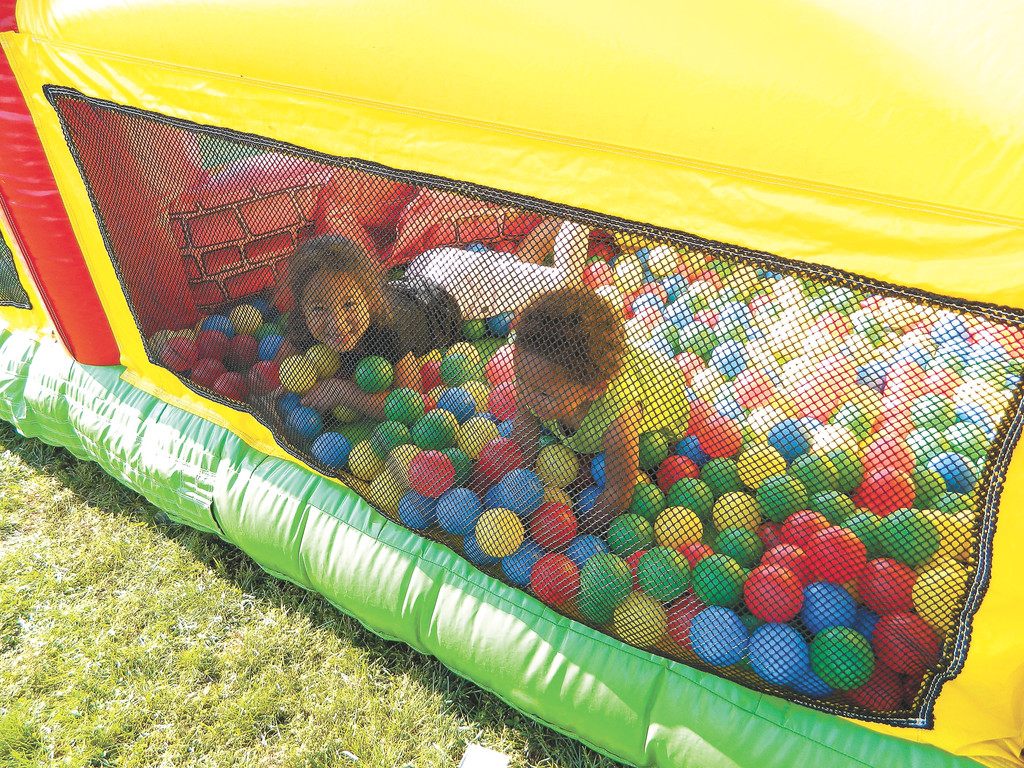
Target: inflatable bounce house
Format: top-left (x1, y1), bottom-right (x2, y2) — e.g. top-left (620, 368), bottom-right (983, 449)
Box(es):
top-left (2, 1), bottom-right (1023, 765)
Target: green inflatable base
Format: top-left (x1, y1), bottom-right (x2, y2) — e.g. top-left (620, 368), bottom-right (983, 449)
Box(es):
top-left (0, 327), bottom-right (985, 768)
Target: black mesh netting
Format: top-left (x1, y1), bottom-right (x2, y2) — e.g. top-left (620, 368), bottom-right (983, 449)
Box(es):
top-left (48, 87), bottom-right (1024, 725)
top-left (0, 227), bottom-right (30, 308)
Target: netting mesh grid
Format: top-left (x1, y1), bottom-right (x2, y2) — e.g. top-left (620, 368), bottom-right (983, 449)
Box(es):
top-left (47, 87), bottom-right (1024, 725)
top-left (0, 226), bottom-right (31, 308)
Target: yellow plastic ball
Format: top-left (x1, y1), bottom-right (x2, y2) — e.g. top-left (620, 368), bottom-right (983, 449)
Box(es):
top-left (348, 440), bottom-right (384, 482)
top-left (712, 492), bottom-right (762, 532)
top-left (367, 469), bottom-right (402, 518)
top-left (919, 509), bottom-right (973, 561)
top-left (306, 343), bottom-right (341, 378)
top-left (543, 487), bottom-right (573, 509)
top-left (811, 425), bottom-right (860, 455)
top-left (420, 349), bottom-right (443, 365)
top-left (475, 508), bottom-right (525, 558)
top-left (458, 416), bottom-right (501, 460)
top-left (229, 304), bottom-right (263, 337)
top-left (613, 592), bottom-right (668, 648)
top-left (462, 379), bottom-right (491, 412)
top-left (332, 405), bottom-right (360, 423)
top-left (536, 444), bottom-right (579, 489)
top-left (279, 355), bottom-right (319, 394)
top-left (428, 385), bottom-right (449, 402)
top-left (654, 506), bottom-right (703, 549)
top-left (913, 563), bottom-right (970, 635)
top-left (646, 245), bottom-right (679, 278)
top-left (148, 329), bottom-right (175, 355)
top-left (385, 443), bottom-right (420, 490)
top-left (173, 327), bottom-right (197, 342)
top-left (446, 342), bottom-right (481, 366)
top-left (613, 258), bottom-right (645, 295)
top-left (736, 444), bottom-right (787, 490)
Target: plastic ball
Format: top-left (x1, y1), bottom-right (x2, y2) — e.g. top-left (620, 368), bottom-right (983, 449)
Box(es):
top-left (689, 607), bottom-right (749, 666)
top-left (656, 455), bottom-right (699, 493)
top-left (692, 554), bottom-right (748, 607)
top-left (800, 582), bottom-right (856, 634)
top-left (843, 665), bottom-right (903, 713)
top-left (228, 304), bottom-right (263, 337)
top-left (575, 485), bottom-right (603, 519)
top-left (536, 444), bottom-right (579, 489)
top-left (859, 558), bottom-right (916, 614)
top-left (805, 526), bottom-right (867, 584)
top-left (913, 563), bottom-right (969, 634)
top-left (223, 334), bottom-right (258, 371)
top-left (348, 440), bottom-right (384, 482)
top-left (530, 552), bottom-right (580, 606)
top-left (590, 453), bottom-right (607, 488)
top-left (484, 344), bottom-right (516, 386)
top-left (247, 359), bottom-right (281, 395)
top-left (629, 483), bottom-right (666, 521)
top-left (564, 535), bottom-right (608, 569)
top-left (200, 314), bottom-right (235, 339)
top-left (666, 479), bottom-right (715, 520)
top-left (530, 501), bottom-right (577, 550)
top-left (926, 452), bottom-right (978, 495)
top-left (256, 334), bottom-right (285, 362)
top-left (502, 540), bottom-right (544, 586)
top-left (419, 359), bottom-right (443, 392)
top-left (877, 508), bottom-right (940, 567)
top-left (638, 431), bottom-right (670, 471)
top-left (354, 356), bottom-right (393, 393)
top-left (613, 592), bottom-right (668, 648)
top-left (475, 507), bottom-right (525, 558)
top-left (191, 358), bottom-right (228, 389)
top-left (367, 467), bottom-right (403, 517)
top-left (654, 506), bottom-right (703, 549)
top-left (700, 458), bottom-right (742, 497)
top-left (196, 329), bottom-right (230, 361)
top-left (744, 564), bottom-right (804, 623)
top-left (285, 405), bottom-right (323, 443)
top-left (305, 343), bottom-right (341, 378)
top-left (824, 449), bottom-right (864, 494)
top-left (407, 450), bottom-right (455, 498)
top-left (160, 336), bottom-right (199, 372)
top-left (809, 627), bottom-right (874, 690)
top-left (696, 415), bottom-right (742, 459)
top-left (873, 613), bottom-right (941, 676)
top-left (749, 624), bottom-right (810, 686)
top-left (578, 553), bottom-right (632, 623)
top-left (788, 454), bottom-right (838, 497)
top-left (736, 444), bottom-right (787, 490)
top-left (370, 421), bottom-right (412, 460)
top-left (486, 312), bottom-right (515, 338)
top-left (779, 510), bottom-right (831, 550)
top-left (384, 388), bottom-right (426, 426)
top-left (436, 388), bottom-right (477, 424)
top-left (442, 448), bottom-right (473, 487)
top-left (435, 487), bottom-right (484, 536)
top-left (311, 432), bottom-right (352, 470)
top-left (212, 371), bottom-right (249, 401)
top-left (462, 531), bottom-right (498, 565)
top-left (715, 527), bottom-right (763, 569)
top-left (637, 547), bottom-right (690, 602)
top-left (808, 490), bottom-right (857, 525)
top-left (486, 381), bottom-right (516, 420)
top-left (397, 490), bottom-right (437, 530)
top-left (279, 355), bottom-right (319, 394)
top-left (711, 491), bottom-right (761, 533)
top-left (456, 416), bottom-right (500, 460)
top-left (491, 469), bottom-right (545, 517)
top-left (462, 319), bottom-right (489, 341)
top-left (767, 419), bottom-right (812, 462)
top-left (607, 513), bottom-right (655, 557)
top-left (853, 469), bottom-right (915, 517)
top-left (411, 410), bottom-right (460, 450)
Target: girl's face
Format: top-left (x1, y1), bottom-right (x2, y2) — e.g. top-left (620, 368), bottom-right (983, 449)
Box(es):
top-left (301, 269), bottom-right (371, 353)
top-left (514, 349), bottom-right (605, 424)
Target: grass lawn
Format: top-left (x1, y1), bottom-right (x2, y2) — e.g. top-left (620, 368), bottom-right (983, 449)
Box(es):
top-left (0, 419), bottom-right (621, 768)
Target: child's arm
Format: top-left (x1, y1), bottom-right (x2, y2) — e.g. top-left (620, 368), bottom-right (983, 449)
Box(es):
top-left (301, 353), bottom-right (419, 421)
top-left (515, 218), bottom-right (562, 264)
top-left (551, 220), bottom-right (591, 285)
top-left (588, 400), bottom-right (643, 532)
top-left (511, 404), bottom-right (543, 468)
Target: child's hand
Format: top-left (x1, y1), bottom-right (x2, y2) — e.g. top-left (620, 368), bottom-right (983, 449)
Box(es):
top-left (302, 378), bottom-right (356, 413)
top-left (585, 486), bottom-right (631, 535)
top-left (249, 386), bottom-right (285, 431)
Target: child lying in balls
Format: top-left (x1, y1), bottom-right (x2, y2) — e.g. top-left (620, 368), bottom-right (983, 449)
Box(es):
top-left (511, 286), bottom-right (690, 530)
top-left (270, 219), bottom-right (590, 420)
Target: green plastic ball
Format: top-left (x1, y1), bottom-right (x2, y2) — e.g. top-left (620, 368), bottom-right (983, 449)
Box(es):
top-left (441, 447), bottom-right (472, 486)
top-left (788, 454), bottom-right (838, 497)
top-left (677, 324), bottom-right (716, 360)
top-left (691, 553), bottom-right (748, 607)
top-left (756, 473), bottom-right (809, 523)
top-left (462, 319), bottom-right (489, 340)
top-left (831, 404), bottom-right (871, 440)
top-left (910, 468), bottom-right (946, 509)
top-left (906, 428), bottom-right (950, 466)
top-left (666, 478), bottom-right (715, 520)
top-left (809, 490), bottom-right (857, 524)
top-left (701, 458), bottom-right (742, 497)
top-left (384, 388), bottom-right (425, 426)
top-left (578, 553), bottom-right (632, 624)
top-left (934, 492), bottom-right (971, 514)
top-left (607, 514), bottom-right (655, 557)
top-left (809, 627), bottom-right (874, 690)
top-left (714, 527), bottom-right (763, 569)
top-left (411, 411), bottom-right (459, 450)
top-left (439, 353), bottom-right (475, 387)
top-left (878, 508), bottom-right (940, 567)
top-left (844, 511), bottom-right (884, 560)
top-left (370, 420), bottom-right (411, 459)
top-left (354, 356), bottom-right (394, 393)
top-left (636, 547), bottom-right (690, 602)
top-left (639, 431), bottom-right (671, 471)
top-left (910, 394), bottom-right (956, 431)
top-left (824, 449), bottom-right (864, 494)
top-left (629, 482), bottom-right (667, 521)
top-left (944, 422), bottom-right (989, 462)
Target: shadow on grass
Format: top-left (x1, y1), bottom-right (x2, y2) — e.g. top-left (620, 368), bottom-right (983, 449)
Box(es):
top-left (0, 419), bottom-right (622, 768)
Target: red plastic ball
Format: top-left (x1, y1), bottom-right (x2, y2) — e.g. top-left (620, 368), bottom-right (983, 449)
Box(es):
top-left (474, 437), bottom-right (525, 487)
top-left (673, 351), bottom-right (705, 385)
top-left (583, 261), bottom-right (613, 289)
top-left (805, 526), bottom-right (868, 584)
top-left (780, 510), bottom-right (831, 549)
top-left (195, 329), bottom-right (229, 361)
top-left (420, 359), bottom-right (442, 392)
top-left (853, 469), bottom-right (916, 517)
top-left (191, 357), bottom-right (228, 389)
top-left (247, 360), bottom-right (281, 396)
top-left (625, 549), bottom-right (648, 590)
top-left (843, 664), bottom-right (903, 712)
top-left (212, 371), bottom-right (249, 401)
top-left (666, 592), bottom-right (705, 649)
top-left (530, 502), bottom-right (577, 550)
top-left (744, 563), bottom-right (804, 623)
top-left (485, 345), bottom-right (516, 386)
top-left (408, 450), bottom-right (455, 498)
top-left (225, 334), bottom-right (259, 372)
top-left (656, 455), bottom-right (700, 493)
top-left (859, 558), bottom-right (917, 614)
top-left (758, 521), bottom-right (782, 552)
top-left (863, 436), bottom-right (916, 476)
top-left (762, 543), bottom-right (813, 585)
top-left (487, 381), bottom-right (517, 420)
top-left (678, 542), bottom-right (714, 569)
top-left (696, 415), bottom-right (742, 459)
top-left (530, 553), bottom-right (580, 606)
top-left (161, 336), bottom-right (199, 372)
top-left (874, 613), bottom-right (941, 676)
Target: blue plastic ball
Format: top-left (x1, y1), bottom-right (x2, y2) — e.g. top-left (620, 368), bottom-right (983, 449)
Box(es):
top-left (436, 488), bottom-right (483, 535)
top-left (749, 624), bottom-right (810, 686)
top-left (462, 531), bottom-right (498, 565)
top-left (800, 582), bottom-right (856, 634)
top-left (502, 540), bottom-right (544, 585)
top-left (436, 387), bottom-right (477, 424)
top-left (285, 406), bottom-right (324, 443)
top-left (690, 607), bottom-right (749, 666)
top-left (565, 535), bottom-right (608, 569)
top-left (398, 490), bottom-right (437, 530)
top-left (464, 242), bottom-right (490, 253)
top-left (856, 360), bottom-right (889, 392)
top-left (311, 432), bottom-right (352, 470)
top-left (662, 276), bottom-right (688, 303)
top-left (662, 301), bottom-right (693, 326)
top-left (954, 402), bottom-right (996, 431)
top-left (491, 469), bottom-right (544, 517)
top-left (893, 345), bottom-right (930, 368)
top-left (258, 334), bottom-right (285, 362)
top-left (926, 452), bottom-right (978, 494)
top-left (200, 314), bottom-right (236, 339)
top-left (790, 666), bottom-right (834, 698)
top-left (248, 297), bottom-right (272, 321)
top-left (853, 608), bottom-right (880, 642)
top-left (714, 397), bottom-right (744, 421)
top-left (276, 392), bottom-right (303, 417)
top-left (590, 453), bottom-right (607, 488)
top-left (486, 312), bottom-right (516, 338)
top-left (709, 339), bottom-right (748, 378)
top-left (675, 435), bottom-right (709, 467)
top-left (576, 485), bottom-right (603, 518)
top-left (767, 419), bottom-right (812, 463)
top-left (930, 314), bottom-right (969, 345)
top-left (496, 419), bottom-right (515, 438)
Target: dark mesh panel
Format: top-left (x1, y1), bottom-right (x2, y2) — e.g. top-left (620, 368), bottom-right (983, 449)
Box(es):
top-left (0, 227), bottom-right (30, 308)
top-left (47, 86), bottom-right (1024, 727)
